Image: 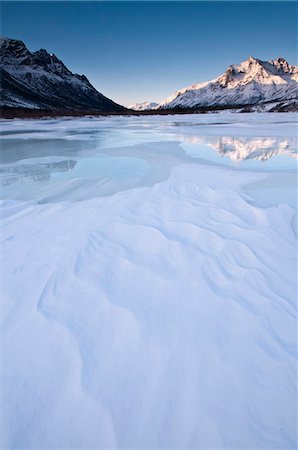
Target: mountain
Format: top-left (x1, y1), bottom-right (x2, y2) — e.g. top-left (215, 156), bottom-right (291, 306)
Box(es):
top-left (183, 135), bottom-right (297, 162)
top-left (128, 101), bottom-right (159, 111)
top-left (158, 56), bottom-right (298, 112)
top-left (0, 36), bottom-right (126, 113)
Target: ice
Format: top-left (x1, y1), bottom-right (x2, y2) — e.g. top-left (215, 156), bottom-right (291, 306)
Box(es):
top-left (0, 113), bottom-right (297, 448)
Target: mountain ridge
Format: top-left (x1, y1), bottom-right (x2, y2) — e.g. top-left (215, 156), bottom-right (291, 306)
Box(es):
top-left (157, 56), bottom-right (297, 112)
top-left (1, 37), bottom-right (297, 115)
top-left (0, 36), bottom-right (126, 113)
top-left (128, 101), bottom-right (159, 111)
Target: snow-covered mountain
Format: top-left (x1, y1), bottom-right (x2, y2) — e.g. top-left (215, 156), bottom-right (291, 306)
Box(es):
top-left (158, 56), bottom-right (298, 112)
top-left (128, 101), bottom-right (159, 111)
top-left (182, 135), bottom-right (297, 162)
top-left (0, 36), bottom-right (126, 112)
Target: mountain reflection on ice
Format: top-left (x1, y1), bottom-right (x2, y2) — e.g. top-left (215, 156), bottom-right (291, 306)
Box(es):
top-left (0, 159), bottom-right (77, 186)
top-left (0, 112), bottom-right (296, 203)
top-left (179, 136), bottom-right (297, 171)
top-left (179, 135), bottom-right (297, 162)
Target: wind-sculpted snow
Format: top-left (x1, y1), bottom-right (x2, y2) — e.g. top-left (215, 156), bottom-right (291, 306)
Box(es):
top-left (0, 114), bottom-right (297, 448)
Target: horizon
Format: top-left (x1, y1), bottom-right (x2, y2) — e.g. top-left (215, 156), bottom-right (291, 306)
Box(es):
top-left (1, 1), bottom-right (297, 106)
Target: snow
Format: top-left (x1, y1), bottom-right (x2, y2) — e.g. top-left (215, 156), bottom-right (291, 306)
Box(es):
top-left (158, 56), bottom-right (298, 110)
top-left (128, 101), bottom-right (159, 111)
top-left (0, 36), bottom-right (118, 111)
top-left (0, 113), bottom-right (297, 448)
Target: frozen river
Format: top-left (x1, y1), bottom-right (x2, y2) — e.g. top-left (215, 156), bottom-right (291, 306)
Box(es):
top-left (0, 113), bottom-right (297, 203)
top-left (0, 113), bottom-right (297, 448)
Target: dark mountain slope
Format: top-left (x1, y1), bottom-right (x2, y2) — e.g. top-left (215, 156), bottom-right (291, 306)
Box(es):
top-left (0, 36), bottom-right (126, 113)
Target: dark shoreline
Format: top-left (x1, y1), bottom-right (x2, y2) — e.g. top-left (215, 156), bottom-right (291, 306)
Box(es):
top-left (0, 105), bottom-right (237, 119)
top-left (0, 102), bottom-right (294, 119)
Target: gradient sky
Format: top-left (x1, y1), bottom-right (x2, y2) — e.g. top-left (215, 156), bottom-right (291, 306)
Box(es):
top-left (1, 1), bottom-right (297, 105)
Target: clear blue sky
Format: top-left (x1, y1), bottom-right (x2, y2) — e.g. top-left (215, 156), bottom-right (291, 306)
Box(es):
top-left (1, 1), bottom-right (297, 106)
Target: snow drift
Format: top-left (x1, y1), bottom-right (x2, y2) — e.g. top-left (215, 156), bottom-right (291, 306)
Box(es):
top-left (0, 113), bottom-right (297, 448)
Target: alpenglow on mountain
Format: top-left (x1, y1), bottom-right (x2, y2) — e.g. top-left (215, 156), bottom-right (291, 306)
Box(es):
top-left (128, 101), bottom-right (159, 111)
top-left (0, 36), bottom-right (126, 113)
top-left (158, 56), bottom-right (298, 112)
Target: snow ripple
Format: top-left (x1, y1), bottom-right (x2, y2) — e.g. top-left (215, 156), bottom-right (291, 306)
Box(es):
top-left (1, 164), bottom-right (297, 448)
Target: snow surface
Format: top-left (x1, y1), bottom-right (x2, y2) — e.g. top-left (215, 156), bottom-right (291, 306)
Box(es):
top-left (0, 113), bottom-right (297, 449)
top-left (158, 56), bottom-right (298, 110)
top-left (128, 101), bottom-right (159, 111)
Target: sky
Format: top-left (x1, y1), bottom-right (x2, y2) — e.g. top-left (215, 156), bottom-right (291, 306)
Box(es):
top-left (1, 1), bottom-right (297, 106)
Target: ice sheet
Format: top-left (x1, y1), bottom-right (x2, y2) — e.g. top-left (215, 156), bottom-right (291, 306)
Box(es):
top-left (0, 113), bottom-right (297, 449)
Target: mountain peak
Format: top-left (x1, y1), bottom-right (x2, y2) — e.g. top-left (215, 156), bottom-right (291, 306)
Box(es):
top-left (0, 36), bottom-right (30, 60)
top-left (246, 56), bottom-right (259, 63)
top-left (270, 57), bottom-right (290, 72)
top-left (128, 101), bottom-right (159, 111)
top-left (275, 56), bottom-right (287, 63)
top-left (32, 48), bottom-right (65, 68)
top-left (0, 35), bottom-right (126, 112)
top-left (0, 36), bottom-right (25, 47)
top-left (158, 55), bottom-right (297, 111)
top-left (239, 56), bottom-right (264, 70)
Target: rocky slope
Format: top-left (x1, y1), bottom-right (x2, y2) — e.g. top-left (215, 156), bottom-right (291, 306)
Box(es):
top-left (158, 56), bottom-right (298, 112)
top-left (0, 36), bottom-right (126, 113)
top-left (128, 101), bottom-right (159, 111)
